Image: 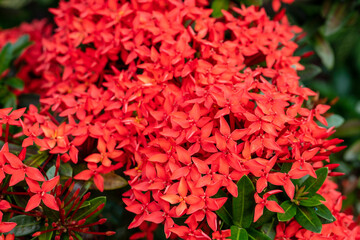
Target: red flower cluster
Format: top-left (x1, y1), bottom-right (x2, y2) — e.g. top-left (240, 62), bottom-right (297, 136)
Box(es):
top-left (0, 0), bottom-right (358, 239)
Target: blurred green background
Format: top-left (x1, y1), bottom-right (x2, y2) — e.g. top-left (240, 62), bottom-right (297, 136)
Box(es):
top-left (1, 0), bottom-right (360, 237)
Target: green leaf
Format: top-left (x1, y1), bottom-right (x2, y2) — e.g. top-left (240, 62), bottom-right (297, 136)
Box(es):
top-left (344, 140), bottom-right (360, 161)
top-left (313, 34), bottom-right (334, 70)
top-left (211, 0), bottom-right (229, 17)
top-left (59, 162), bottom-right (73, 177)
top-left (232, 175), bottom-right (255, 228)
top-left (11, 34), bottom-right (32, 58)
top-left (230, 226), bottom-right (248, 240)
top-left (314, 204), bottom-right (336, 222)
top-left (73, 196), bottom-right (106, 222)
top-left (46, 165), bottom-right (57, 179)
top-left (214, 189), bottom-right (232, 226)
top-left (102, 172), bottom-right (127, 190)
top-left (318, 114), bottom-right (345, 129)
top-left (299, 194), bottom-right (325, 207)
top-left (260, 218), bottom-right (276, 239)
top-left (24, 151), bottom-right (48, 167)
top-left (301, 168), bottom-right (328, 196)
top-left (240, 0), bottom-right (263, 6)
top-left (295, 207), bottom-right (322, 233)
top-left (298, 64), bottom-right (322, 81)
top-left (0, 43), bottom-right (12, 75)
top-left (38, 225), bottom-right (54, 240)
top-left (3, 92), bottom-right (16, 109)
top-left (8, 215), bottom-right (41, 237)
top-left (247, 228), bottom-right (272, 240)
top-left (277, 201), bottom-right (297, 222)
top-left (216, 202), bottom-right (233, 226)
top-left (4, 77), bottom-right (24, 90)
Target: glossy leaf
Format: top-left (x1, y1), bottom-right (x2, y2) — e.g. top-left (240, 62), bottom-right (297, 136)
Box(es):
top-left (233, 175), bottom-right (255, 228)
top-left (230, 226), bottom-right (248, 240)
top-left (277, 201), bottom-right (297, 222)
top-left (295, 207), bottom-right (322, 233)
top-left (247, 228), bottom-right (272, 240)
top-left (314, 204), bottom-right (336, 222)
top-left (301, 168), bottom-right (328, 196)
top-left (299, 193), bottom-right (326, 207)
top-left (8, 215), bottom-right (41, 237)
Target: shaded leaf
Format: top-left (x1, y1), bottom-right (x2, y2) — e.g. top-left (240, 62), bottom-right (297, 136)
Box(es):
top-left (295, 207), bottom-right (322, 233)
top-left (73, 196), bottom-right (106, 222)
top-left (233, 175), bottom-right (255, 228)
top-left (247, 228), bottom-right (272, 240)
top-left (8, 215), bottom-right (41, 237)
top-left (4, 77), bottom-right (24, 90)
top-left (59, 162), bottom-right (73, 177)
top-left (0, 43), bottom-right (12, 75)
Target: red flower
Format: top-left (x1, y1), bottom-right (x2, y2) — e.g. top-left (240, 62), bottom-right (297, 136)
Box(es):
top-left (25, 176), bottom-right (59, 212)
top-left (254, 190), bottom-right (284, 222)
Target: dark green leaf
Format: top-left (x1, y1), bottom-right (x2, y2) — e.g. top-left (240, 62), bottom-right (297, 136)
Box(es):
top-left (73, 196), bottom-right (106, 222)
top-left (11, 34), bottom-right (32, 58)
top-left (240, 0), bottom-right (263, 6)
top-left (260, 218), bottom-right (276, 239)
top-left (4, 77), bottom-right (24, 90)
top-left (230, 226), bottom-right (248, 240)
top-left (59, 162), bottom-right (73, 177)
top-left (301, 168), bottom-right (328, 196)
top-left (233, 175), bottom-right (255, 228)
top-left (38, 225), bottom-right (54, 240)
top-left (3, 92), bottom-right (16, 109)
top-left (0, 43), bottom-right (12, 75)
top-left (24, 151), bottom-right (48, 167)
top-left (214, 189), bottom-right (232, 226)
top-left (314, 204), bottom-right (336, 222)
top-left (277, 201), bottom-right (297, 222)
top-left (211, 0), bottom-right (229, 17)
top-left (247, 228), bottom-right (272, 240)
top-left (299, 195), bottom-right (323, 207)
top-left (295, 207), bottom-right (322, 233)
top-left (8, 215), bottom-right (41, 237)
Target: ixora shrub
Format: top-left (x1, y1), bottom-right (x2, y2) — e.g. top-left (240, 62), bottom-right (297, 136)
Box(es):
top-left (0, 0), bottom-right (359, 239)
